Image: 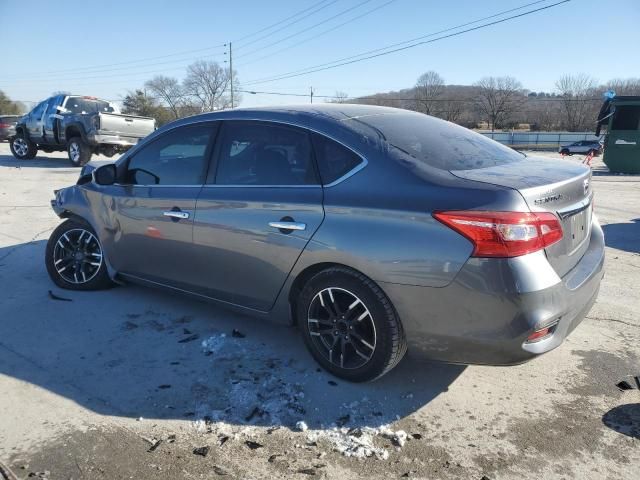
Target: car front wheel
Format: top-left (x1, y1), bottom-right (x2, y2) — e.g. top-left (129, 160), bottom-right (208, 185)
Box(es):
top-left (298, 267), bottom-right (407, 382)
top-left (45, 219), bottom-right (112, 291)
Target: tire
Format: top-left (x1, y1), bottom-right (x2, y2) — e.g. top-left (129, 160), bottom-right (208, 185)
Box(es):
top-left (45, 219), bottom-right (112, 291)
top-left (67, 137), bottom-right (92, 167)
top-left (559, 149), bottom-right (570, 156)
top-left (10, 133), bottom-right (38, 160)
top-left (297, 267), bottom-right (407, 382)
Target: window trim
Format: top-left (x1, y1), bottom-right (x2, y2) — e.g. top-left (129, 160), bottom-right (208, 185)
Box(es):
top-left (204, 118), bottom-right (367, 188)
top-left (118, 121), bottom-right (220, 187)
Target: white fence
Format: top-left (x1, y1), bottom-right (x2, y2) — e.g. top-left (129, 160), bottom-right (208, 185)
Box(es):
top-left (479, 131), bottom-right (601, 151)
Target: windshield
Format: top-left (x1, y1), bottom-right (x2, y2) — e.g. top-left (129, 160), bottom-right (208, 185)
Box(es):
top-left (346, 111), bottom-right (524, 171)
top-left (64, 97), bottom-right (116, 114)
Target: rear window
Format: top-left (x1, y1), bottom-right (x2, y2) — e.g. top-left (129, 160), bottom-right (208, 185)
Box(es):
top-left (64, 97), bottom-right (116, 114)
top-left (346, 111), bottom-right (524, 171)
top-left (0, 116), bottom-right (18, 123)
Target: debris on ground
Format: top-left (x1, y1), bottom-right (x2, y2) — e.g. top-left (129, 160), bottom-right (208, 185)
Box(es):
top-left (212, 464), bottom-right (231, 476)
top-left (47, 290), bottom-right (72, 302)
top-left (296, 421), bottom-right (309, 432)
top-left (616, 380), bottom-right (634, 390)
top-left (147, 439), bottom-right (162, 452)
top-left (178, 334), bottom-right (200, 343)
top-left (244, 440), bottom-right (263, 450)
top-left (192, 446), bottom-right (210, 457)
top-left (231, 329), bottom-right (246, 338)
top-left (157, 384), bottom-right (171, 389)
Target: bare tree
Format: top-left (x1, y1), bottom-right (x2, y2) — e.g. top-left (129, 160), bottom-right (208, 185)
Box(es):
top-left (183, 60), bottom-right (238, 112)
top-left (415, 71), bottom-right (444, 115)
top-left (555, 74), bottom-right (598, 131)
top-left (603, 77), bottom-right (640, 96)
top-left (330, 91), bottom-right (350, 103)
top-left (473, 76), bottom-right (523, 131)
top-left (144, 75), bottom-right (184, 119)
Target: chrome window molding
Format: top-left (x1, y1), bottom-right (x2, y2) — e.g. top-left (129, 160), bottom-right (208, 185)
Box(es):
top-left (116, 116), bottom-right (369, 189)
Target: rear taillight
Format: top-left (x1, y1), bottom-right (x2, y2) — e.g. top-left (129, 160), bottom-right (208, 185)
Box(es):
top-left (433, 211), bottom-right (563, 258)
top-left (0, 123), bottom-right (8, 128)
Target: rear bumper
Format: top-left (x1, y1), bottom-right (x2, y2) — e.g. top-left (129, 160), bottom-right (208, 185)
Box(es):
top-left (382, 217), bottom-right (605, 365)
top-left (87, 133), bottom-right (141, 148)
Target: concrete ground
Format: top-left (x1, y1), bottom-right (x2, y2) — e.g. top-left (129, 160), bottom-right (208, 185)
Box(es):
top-left (0, 143), bottom-right (638, 480)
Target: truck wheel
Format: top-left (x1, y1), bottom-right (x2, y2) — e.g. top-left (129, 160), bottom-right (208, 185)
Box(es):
top-left (67, 137), bottom-right (92, 167)
top-left (10, 134), bottom-right (38, 160)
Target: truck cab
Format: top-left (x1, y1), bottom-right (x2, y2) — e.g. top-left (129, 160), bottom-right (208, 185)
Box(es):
top-left (10, 95), bottom-right (155, 166)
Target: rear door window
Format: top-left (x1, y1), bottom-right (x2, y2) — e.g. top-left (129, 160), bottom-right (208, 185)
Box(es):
top-left (212, 121), bottom-right (318, 186)
top-left (125, 123), bottom-right (216, 185)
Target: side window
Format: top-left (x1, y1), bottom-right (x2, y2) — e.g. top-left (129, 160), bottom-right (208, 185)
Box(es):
top-left (30, 101), bottom-right (47, 118)
top-left (312, 133), bottom-right (363, 185)
top-left (125, 123), bottom-right (215, 185)
top-left (213, 121), bottom-right (318, 186)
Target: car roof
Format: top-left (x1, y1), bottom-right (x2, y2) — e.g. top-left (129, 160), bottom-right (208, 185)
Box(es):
top-left (176, 103), bottom-right (410, 129)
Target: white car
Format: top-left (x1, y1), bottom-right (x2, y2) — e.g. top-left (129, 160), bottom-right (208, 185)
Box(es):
top-left (559, 140), bottom-right (602, 156)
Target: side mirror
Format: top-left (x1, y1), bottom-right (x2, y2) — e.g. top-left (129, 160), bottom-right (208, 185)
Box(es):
top-left (93, 164), bottom-right (117, 186)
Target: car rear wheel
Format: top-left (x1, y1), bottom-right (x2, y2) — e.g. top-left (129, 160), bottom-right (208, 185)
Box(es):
top-left (560, 148), bottom-right (570, 156)
top-left (10, 134), bottom-right (37, 160)
top-left (297, 267), bottom-right (407, 382)
top-left (45, 219), bottom-right (113, 291)
top-left (67, 137), bottom-right (92, 167)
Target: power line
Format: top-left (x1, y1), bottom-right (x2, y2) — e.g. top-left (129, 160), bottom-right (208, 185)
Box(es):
top-left (237, 88), bottom-right (601, 102)
top-left (235, 0), bottom-right (377, 60)
top-left (237, 0), bottom-right (398, 68)
top-left (0, 45), bottom-right (226, 81)
top-left (232, 0), bottom-right (334, 44)
top-left (0, 1), bottom-right (335, 81)
top-left (234, 0), bottom-right (340, 51)
top-left (242, 0), bottom-right (564, 86)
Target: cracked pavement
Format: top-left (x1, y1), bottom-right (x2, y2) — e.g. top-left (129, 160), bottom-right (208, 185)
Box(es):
top-left (0, 145), bottom-right (638, 479)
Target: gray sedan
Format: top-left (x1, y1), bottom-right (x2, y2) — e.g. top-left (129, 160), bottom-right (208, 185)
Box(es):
top-left (46, 105), bottom-right (604, 381)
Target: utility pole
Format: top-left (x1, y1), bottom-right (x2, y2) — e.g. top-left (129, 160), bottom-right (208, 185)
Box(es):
top-left (229, 42), bottom-right (234, 109)
top-left (310, 86), bottom-right (314, 104)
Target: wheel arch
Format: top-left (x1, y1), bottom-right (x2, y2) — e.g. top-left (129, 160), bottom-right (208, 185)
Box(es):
top-left (64, 123), bottom-right (87, 143)
top-left (287, 261), bottom-right (384, 326)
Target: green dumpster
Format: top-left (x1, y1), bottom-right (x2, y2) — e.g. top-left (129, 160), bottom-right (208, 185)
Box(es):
top-left (598, 95), bottom-right (640, 174)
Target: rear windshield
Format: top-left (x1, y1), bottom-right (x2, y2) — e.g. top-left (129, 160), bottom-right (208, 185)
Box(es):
top-left (64, 97), bottom-right (116, 114)
top-left (346, 111), bottom-right (524, 170)
top-left (0, 116), bottom-right (19, 122)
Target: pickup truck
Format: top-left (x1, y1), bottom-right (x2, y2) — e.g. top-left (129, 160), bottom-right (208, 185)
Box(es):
top-left (10, 94), bottom-right (155, 166)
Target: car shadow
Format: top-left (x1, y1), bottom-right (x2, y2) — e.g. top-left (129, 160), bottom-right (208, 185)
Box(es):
top-left (0, 239), bottom-right (465, 431)
top-left (601, 219), bottom-right (640, 254)
top-left (0, 153), bottom-right (75, 169)
top-left (602, 403), bottom-right (640, 439)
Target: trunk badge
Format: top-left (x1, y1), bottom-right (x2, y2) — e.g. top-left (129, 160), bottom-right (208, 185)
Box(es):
top-left (583, 179), bottom-right (590, 195)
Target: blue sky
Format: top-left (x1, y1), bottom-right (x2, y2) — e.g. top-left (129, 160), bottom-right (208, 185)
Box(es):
top-left (0, 0), bottom-right (638, 107)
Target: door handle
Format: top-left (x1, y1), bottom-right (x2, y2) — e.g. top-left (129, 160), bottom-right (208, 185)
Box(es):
top-left (163, 211), bottom-right (190, 220)
top-left (268, 221), bottom-right (306, 231)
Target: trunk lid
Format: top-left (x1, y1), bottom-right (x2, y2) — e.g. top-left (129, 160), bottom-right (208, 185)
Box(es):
top-left (98, 112), bottom-right (155, 138)
top-left (451, 156), bottom-right (593, 277)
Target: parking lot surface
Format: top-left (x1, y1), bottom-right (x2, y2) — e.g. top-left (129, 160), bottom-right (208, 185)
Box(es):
top-left (0, 143), bottom-right (638, 479)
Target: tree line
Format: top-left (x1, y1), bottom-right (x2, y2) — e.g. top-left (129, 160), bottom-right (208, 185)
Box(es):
top-left (337, 73), bottom-right (640, 132)
top-left (2, 65), bottom-right (638, 133)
